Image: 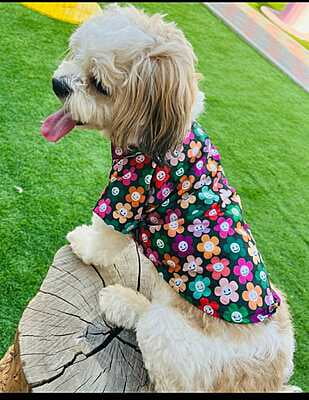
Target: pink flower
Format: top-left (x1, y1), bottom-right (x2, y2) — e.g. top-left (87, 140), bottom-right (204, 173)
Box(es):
top-left (94, 198), bottom-right (112, 218)
top-left (113, 157), bottom-right (128, 172)
top-left (214, 217), bottom-right (234, 239)
top-left (121, 167), bottom-right (138, 186)
top-left (183, 255), bottom-right (203, 277)
top-left (233, 258), bottom-right (253, 284)
top-left (157, 183), bottom-right (174, 201)
top-left (146, 248), bottom-right (160, 265)
top-left (206, 257), bottom-right (230, 280)
top-left (214, 278), bottom-right (239, 305)
top-left (183, 130), bottom-right (194, 144)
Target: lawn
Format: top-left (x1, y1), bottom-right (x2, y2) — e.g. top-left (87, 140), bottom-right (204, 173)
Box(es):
top-left (0, 2), bottom-right (308, 391)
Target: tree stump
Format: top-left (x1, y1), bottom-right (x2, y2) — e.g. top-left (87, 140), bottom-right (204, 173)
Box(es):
top-left (1, 244), bottom-right (154, 392)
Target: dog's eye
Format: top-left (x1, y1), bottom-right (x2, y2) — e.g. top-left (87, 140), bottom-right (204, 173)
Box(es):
top-left (90, 77), bottom-right (109, 96)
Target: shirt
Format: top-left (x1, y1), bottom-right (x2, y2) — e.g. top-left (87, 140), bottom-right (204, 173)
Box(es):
top-left (93, 121), bottom-right (281, 324)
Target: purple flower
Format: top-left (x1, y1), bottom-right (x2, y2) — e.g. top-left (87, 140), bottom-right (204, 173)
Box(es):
top-left (165, 208), bottom-right (182, 224)
top-left (172, 235), bottom-right (194, 257)
top-left (193, 157), bottom-right (207, 176)
top-left (209, 144), bottom-right (221, 161)
top-left (146, 248), bottom-right (160, 265)
top-left (233, 258), bottom-right (253, 284)
top-left (188, 218), bottom-right (210, 238)
top-left (250, 308), bottom-right (270, 323)
top-left (157, 182), bottom-right (174, 201)
top-left (214, 217), bottom-right (234, 239)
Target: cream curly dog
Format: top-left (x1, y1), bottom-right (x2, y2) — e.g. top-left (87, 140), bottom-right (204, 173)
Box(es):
top-left (41, 4), bottom-right (300, 393)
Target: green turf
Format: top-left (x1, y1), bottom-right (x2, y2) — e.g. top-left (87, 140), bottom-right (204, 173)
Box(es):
top-left (248, 2), bottom-right (309, 50)
top-left (0, 2), bottom-right (308, 390)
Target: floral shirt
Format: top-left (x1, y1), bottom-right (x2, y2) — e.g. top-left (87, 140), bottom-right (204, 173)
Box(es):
top-left (94, 121), bottom-right (280, 324)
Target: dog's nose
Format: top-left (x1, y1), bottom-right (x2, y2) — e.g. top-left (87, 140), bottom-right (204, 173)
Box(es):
top-left (52, 78), bottom-right (71, 99)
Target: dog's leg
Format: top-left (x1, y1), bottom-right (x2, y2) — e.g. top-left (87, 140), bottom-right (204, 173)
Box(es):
top-left (67, 213), bottom-right (133, 267)
top-left (99, 284), bottom-right (212, 392)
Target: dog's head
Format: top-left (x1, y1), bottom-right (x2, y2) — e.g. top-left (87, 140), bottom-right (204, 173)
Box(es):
top-left (41, 4), bottom-right (204, 158)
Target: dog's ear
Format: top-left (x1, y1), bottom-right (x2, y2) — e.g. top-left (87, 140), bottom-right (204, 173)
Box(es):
top-left (112, 47), bottom-right (199, 159)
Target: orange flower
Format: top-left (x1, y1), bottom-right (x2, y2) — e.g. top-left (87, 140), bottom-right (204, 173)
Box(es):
top-left (177, 175), bottom-right (195, 196)
top-left (187, 140), bottom-right (202, 162)
top-left (113, 202), bottom-right (133, 224)
top-left (242, 282), bottom-right (263, 310)
top-left (235, 222), bottom-right (251, 243)
top-left (248, 241), bottom-right (260, 265)
top-left (163, 254), bottom-right (181, 273)
top-left (206, 159), bottom-right (222, 177)
top-left (178, 192), bottom-right (196, 209)
top-left (163, 217), bottom-right (185, 238)
top-left (169, 273), bottom-right (188, 293)
top-left (197, 235), bottom-right (221, 259)
top-left (125, 186), bottom-right (146, 207)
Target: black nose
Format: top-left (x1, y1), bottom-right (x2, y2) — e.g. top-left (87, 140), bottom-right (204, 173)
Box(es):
top-left (52, 77), bottom-right (71, 98)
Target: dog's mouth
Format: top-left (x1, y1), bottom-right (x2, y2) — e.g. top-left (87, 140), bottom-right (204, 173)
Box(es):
top-left (41, 109), bottom-right (83, 142)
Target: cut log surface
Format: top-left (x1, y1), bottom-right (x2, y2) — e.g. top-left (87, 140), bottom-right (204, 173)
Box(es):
top-left (18, 245), bottom-right (152, 392)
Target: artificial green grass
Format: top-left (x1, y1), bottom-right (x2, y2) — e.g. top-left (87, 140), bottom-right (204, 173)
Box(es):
top-left (248, 2), bottom-right (309, 50)
top-left (0, 2), bottom-right (308, 390)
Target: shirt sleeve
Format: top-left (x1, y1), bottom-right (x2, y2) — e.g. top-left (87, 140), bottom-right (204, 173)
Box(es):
top-left (93, 151), bottom-right (155, 234)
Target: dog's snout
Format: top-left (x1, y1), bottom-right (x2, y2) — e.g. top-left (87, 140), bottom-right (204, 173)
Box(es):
top-left (52, 78), bottom-right (71, 99)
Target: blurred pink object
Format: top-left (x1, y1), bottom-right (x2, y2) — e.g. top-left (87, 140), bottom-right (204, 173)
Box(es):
top-left (261, 3), bottom-right (309, 41)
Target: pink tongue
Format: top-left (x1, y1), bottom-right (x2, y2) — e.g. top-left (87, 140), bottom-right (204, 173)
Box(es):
top-left (41, 109), bottom-right (76, 142)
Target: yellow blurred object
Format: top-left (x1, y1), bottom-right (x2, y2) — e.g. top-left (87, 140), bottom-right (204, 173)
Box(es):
top-left (21, 2), bottom-right (102, 24)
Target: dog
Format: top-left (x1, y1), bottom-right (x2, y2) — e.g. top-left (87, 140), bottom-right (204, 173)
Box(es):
top-left (41, 4), bottom-right (300, 392)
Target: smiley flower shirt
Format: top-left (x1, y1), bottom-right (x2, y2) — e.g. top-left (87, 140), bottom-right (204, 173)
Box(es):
top-left (93, 121), bottom-right (280, 324)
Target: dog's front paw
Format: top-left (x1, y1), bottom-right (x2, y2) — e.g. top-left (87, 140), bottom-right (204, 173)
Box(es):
top-left (66, 225), bottom-right (95, 265)
top-left (99, 284), bottom-right (150, 330)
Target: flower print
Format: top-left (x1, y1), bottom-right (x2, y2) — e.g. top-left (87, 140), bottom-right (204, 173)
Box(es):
top-left (231, 192), bottom-right (242, 208)
top-left (250, 308), bottom-right (270, 323)
top-left (188, 218), bottom-right (210, 238)
top-left (113, 146), bottom-right (123, 158)
top-left (187, 205), bottom-right (205, 222)
top-left (219, 188), bottom-right (233, 208)
top-left (223, 237), bottom-right (247, 261)
top-left (248, 241), bottom-right (260, 265)
top-left (214, 217), bottom-right (234, 239)
top-left (183, 255), bottom-right (203, 277)
top-left (194, 174), bottom-right (212, 190)
top-left (165, 144), bottom-right (185, 166)
top-left (264, 287), bottom-right (275, 307)
top-left (197, 235), bottom-right (221, 259)
top-left (169, 273), bottom-right (188, 293)
top-left (193, 157), bottom-right (207, 176)
top-left (189, 276), bottom-right (211, 299)
top-left (207, 159), bottom-right (222, 178)
top-left (139, 228), bottom-right (151, 248)
top-left (172, 163), bottom-right (186, 179)
top-left (212, 172), bottom-right (224, 192)
top-left (187, 140), bottom-right (202, 162)
top-left (242, 282), bottom-right (263, 310)
top-left (94, 198), bottom-right (112, 218)
top-left (198, 186), bottom-right (219, 205)
top-left (113, 202), bottom-right (133, 224)
top-left (163, 209), bottom-right (185, 238)
top-left (172, 235), bottom-right (194, 257)
top-left (153, 234), bottom-right (170, 255)
top-left (148, 212), bottom-right (163, 225)
top-left (235, 222), bottom-right (251, 242)
top-left (215, 278), bottom-right (239, 305)
top-left (129, 153), bottom-right (150, 169)
top-left (233, 258), bottom-right (253, 284)
top-left (204, 203), bottom-right (224, 221)
top-left (154, 166), bottom-right (170, 189)
top-left (113, 157), bottom-right (128, 172)
top-left (157, 182), bottom-right (174, 201)
top-left (226, 204), bottom-right (242, 222)
top-left (163, 254), bottom-right (181, 273)
top-left (177, 175), bottom-right (195, 196)
top-left (254, 263), bottom-right (269, 289)
top-left (125, 186), bottom-right (146, 208)
top-left (121, 167), bottom-right (138, 186)
top-left (145, 248), bottom-right (160, 265)
top-left (178, 192), bottom-right (196, 209)
top-left (199, 298), bottom-right (220, 318)
top-left (209, 144), bottom-right (221, 161)
top-left (183, 130), bottom-right (194, 144)
top-left (206, 256), bottom-right (230, 280)
top-left (223, 304), bottom-right (250, 324)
